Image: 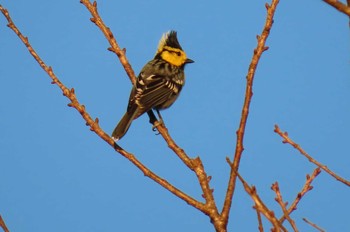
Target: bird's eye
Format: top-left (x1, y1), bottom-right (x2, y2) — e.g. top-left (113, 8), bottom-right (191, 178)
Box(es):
top-left (176, 52), bottom-right (181, 56)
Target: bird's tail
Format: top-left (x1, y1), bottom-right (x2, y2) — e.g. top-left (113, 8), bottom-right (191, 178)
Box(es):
top-left (112, 109), bottom-right (138, 141)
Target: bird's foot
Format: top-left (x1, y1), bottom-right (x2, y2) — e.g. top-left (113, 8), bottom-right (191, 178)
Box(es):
top-left (152, 119), bottom-right (164, 132)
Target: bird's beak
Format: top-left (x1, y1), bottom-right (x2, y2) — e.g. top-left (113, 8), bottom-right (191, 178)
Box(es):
top-left (185, 58), bottom-right (194, 64)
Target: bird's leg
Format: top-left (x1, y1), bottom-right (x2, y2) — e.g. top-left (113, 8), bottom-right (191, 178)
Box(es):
top-left (147, 110), bottom-right (157, 124)
top-left (156, 109), bottom-right (166, 126)
top-left (147, 110), bottom-right (159, 132)
top-left (149, 109), bottom-right (165, 132)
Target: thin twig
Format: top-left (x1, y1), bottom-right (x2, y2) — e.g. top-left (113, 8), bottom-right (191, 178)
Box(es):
top-left (222, 0), bottom-right (280, 225)
top-left (274, 125), bottom-right (350, 187)
top-left (0, 3), bottom-right (206, 214)
top-left (0, 215), bottom-right (9, 232)
top-left (237, 173), bottom-right (287, 232)
top-left (323, 0), bottom-right (350, 17)
top-left (271, 182), bottom-right (298, 232)
top-left (155, 125), bottom-right (223, 228)
top-left (303, 218), bottom-right (325, 232)
top-left (255, 205), bottom-right (264, 232)
top-left (80, 0), bottom-right (137, 84)
top-left (279, 168), bottom-right (321, 223)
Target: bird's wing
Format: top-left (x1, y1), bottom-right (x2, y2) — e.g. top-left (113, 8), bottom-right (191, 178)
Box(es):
top-left (130, 73), bottom-right (182, 113)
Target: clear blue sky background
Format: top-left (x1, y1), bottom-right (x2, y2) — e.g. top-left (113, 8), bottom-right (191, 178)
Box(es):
top-left (1, 0), bottom-right (349, 231)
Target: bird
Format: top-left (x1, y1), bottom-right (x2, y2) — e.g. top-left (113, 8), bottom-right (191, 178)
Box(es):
top-left (111, 31), bottom-right (194, 141)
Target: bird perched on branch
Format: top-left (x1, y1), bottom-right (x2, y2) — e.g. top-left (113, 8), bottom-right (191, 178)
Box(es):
top-left (112, 31), bottom-right (194, 141)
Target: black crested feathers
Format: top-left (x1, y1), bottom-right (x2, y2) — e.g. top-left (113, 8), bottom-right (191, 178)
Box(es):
top-left (164, 31), bottom-right (182, 50)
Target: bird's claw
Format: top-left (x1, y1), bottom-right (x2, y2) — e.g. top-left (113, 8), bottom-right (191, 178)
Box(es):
top-left (152, 119), bottom-right (164, 134)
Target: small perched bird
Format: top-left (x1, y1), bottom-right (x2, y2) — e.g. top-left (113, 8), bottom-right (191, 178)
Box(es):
top-left (112, 31), bottom-right (194, 141)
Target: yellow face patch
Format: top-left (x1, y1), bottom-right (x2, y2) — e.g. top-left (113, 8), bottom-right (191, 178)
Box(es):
top-left (160, 46), bottom-right (188, 67)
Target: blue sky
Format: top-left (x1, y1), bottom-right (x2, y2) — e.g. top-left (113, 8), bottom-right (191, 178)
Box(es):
top-left (1, 0), bottom-right (349, 231)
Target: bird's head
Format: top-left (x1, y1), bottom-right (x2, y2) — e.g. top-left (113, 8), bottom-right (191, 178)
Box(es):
top-left (155, 31), bottom-right (194, 67)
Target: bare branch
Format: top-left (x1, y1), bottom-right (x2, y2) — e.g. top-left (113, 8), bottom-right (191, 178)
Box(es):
top-left (274, 125), bottom-right (350, 187)
top-left (279, 168), bottom-right (321, 223)
top-left (154, 126), bottom-right (222, 227)
top-left (80, 0), bottom-right (137, 84)
top-left (237, 173), bottom-right (287, 232)
top-left (222, 0), bottom-right (280, 224)
top-left (303, 218), bottom-right (325, 232)
top-left (0, 215), bottom-right (9, 232)
top-left (323, 0), bottom-right (350, 17)
top-left (255, 206), bottom-right (264, 232)
top-left (271, 182), bottom-right (298, 232)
